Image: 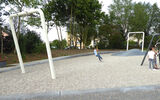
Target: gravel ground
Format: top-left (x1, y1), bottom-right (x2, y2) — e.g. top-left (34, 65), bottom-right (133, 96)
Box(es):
top-left (0, 53), bottom-right (160, 96)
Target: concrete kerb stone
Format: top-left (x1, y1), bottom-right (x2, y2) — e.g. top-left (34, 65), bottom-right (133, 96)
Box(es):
top-left (0, 85), bottom-right (160, 99)
top-left (0, 51), bottom-right (117, 73)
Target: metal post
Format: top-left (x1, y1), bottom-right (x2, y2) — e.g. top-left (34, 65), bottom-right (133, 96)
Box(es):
top-left (38, 9), bottom-right (56, 79)
top-left (126, 33), bottom-right (129, 51)
top-left (142, 32), bottom-right (145, 52)
top-left (127, 32), bottom-right (145, 52)
top-left (9, 17), bottom-right (25, 73)
top-left (9, 9), bottom-right (56, 79)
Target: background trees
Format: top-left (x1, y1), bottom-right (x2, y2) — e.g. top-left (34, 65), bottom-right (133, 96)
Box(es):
top-left (44, 0), bottom-right (102, 49)
top-left (108, 0), bottom-right (160, 49)
top-left (0, 0), bottom-right (160, 52)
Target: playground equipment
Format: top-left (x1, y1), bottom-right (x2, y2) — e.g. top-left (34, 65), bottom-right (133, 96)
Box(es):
top-left (9, 9), bottom-right (56, 79)
top-left (126, 32), bottom-right (145, 52)
top-left (141, 33), bottom-right (160, 66)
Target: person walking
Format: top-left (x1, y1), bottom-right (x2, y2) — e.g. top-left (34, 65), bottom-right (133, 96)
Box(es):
top-left (94, 48), bottom-right (103, 61)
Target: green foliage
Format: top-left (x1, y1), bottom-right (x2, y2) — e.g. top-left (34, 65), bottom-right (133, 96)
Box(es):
top-left (44, 0), bottom-right (103, 49)
top-left (2, 34), bottom-right (14, 53)
top-left (98, 40), bottom-right (108, 49)
top-left (108, 33), bottom-right (125, 49)
top-left (33, 43), bottom-right (46, 53)
top-left (148, 4), bottom-right (160, 33)
top-left (144, 35), bottom-right (160, 48)
top-left (109, 0), bottom-right (133, 36)
top-left (19, 34), bottom-right (27, 53)
top-left (126, 40), bottom-right (138, 48)
top-left (50, 39), bottom-right (67, 49)
top-left (19, 30), bottom-right (43, 54)
top-left (129, 3), bottom-right (149, 32)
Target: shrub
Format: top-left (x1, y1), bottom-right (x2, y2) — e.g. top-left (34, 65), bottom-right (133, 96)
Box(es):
top-left (50, 39), bottom-right (67, 49)
top-left (125, 40), bottom-right (138, 49)
top-left (19, 30), bottom-right (43, 54)
top-left (2, 35), bottom-right (14, 53)
top-left (98, 40), bottom-right (109, 49)
top-left (108, 33), bottom-right (125, 49)
top-left (33, 43), bottom-right (46, 53)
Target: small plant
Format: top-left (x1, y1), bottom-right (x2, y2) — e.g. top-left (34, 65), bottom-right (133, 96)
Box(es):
top-left (50, 39), bottom-right (67, 49)
top-left (33, 43), bottom-right (46, 54)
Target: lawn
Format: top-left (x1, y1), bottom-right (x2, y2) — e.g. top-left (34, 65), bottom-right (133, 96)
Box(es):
top-left (1, 49), bottom-right (93, 64)
top-left (1, 49), bottom-right (122, 65)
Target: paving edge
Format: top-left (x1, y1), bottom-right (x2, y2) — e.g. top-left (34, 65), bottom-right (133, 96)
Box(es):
top-left (0, 84), bottom-right (160, 99)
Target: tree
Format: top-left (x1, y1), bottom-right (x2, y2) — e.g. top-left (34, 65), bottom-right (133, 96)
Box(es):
top-left (44, 0), bottom-right (69, 41)
top-left (129, 3), bottom-right (149, 46)
top-left (1, 0), bottom-right (43, 53)
top-left (2, 27), bottom-right (14, 53)
top-left (3, 0), bottom-right (42, 39)
top-left (146, 3), bottom-right (160, 34)
top-left (19, 30), bottom-right (42, 53)
top-left (109, 0), bottom-right (133, 37)
top-left (129, 3), bottom-right (149, 32)
top-left (0, 3), bottom-right (5, 55)
top-left (44, 0), bottom-right (102, 49)
top-left (70, 0), bottom-right (102, 49)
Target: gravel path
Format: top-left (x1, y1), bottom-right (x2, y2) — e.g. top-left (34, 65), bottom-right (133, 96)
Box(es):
top-left (0, 54), bottom-right (160, 96)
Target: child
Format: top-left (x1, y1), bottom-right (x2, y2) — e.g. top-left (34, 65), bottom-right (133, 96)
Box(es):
top-left (94, 48), bottom-right (103, 61)
top-left (152, 47), bottom-right (159, 69)
top-left (148, 47), bottom-right (156, 69)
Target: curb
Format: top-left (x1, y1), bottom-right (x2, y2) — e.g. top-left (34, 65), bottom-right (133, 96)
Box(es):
top-left (0, 85), bottom-right (159, 99)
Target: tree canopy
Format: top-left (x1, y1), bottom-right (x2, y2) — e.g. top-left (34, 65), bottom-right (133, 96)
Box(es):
top-left (0, 0), bottom-right (160, 51)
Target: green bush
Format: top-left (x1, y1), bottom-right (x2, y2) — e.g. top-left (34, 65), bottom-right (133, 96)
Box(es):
top-left (127, 40), bottom-right (138, 48)
top-left (50, 39), bottom-right (67, 49)
top-left (19, 30), bottom-right (43, 54)
top-left (19, 34), bottom-right (27, 53)
top-left (98, 40), bottom-right (108, 49)
top-left (33, 43), bottom-right (46, 53)
top-left (108, 33), bottom-right (125, 49)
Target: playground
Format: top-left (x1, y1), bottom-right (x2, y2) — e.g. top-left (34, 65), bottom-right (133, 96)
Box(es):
top-left (0, 50), bottom-right (160, 96)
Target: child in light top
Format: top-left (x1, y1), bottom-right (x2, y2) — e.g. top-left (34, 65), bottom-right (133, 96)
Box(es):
top-left (94, 48), bottom-right (103, 62)
top-left (148, 47), bottom-right (156, 69)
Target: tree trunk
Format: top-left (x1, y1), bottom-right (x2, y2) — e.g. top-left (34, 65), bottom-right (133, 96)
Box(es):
top-left (80, 35), bottom-right (82, 49)
top-left (17, 16), bottom-right (21, 40)
top-left (59, 26), bottom-right (63, 40)
top-left (0, 27), bottom-right (3, 55)
top-left (73, 15), bottom-right (76, 47)
top-left (14, 16), bottom-right (21, 54)
top-left (1, 36), bottom-right (3, 55)
top-left (55, 24), bottom-right (60, 41)
top-left (69, 5), bottom-right (73, 48)
top-left (75, 37), bottom-right (77, 48)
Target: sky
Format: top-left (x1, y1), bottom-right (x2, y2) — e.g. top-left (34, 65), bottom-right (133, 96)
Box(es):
top-left (99, 0), bottom-right (160, 14)
top-left (46, 0), bottom-right (160, 42)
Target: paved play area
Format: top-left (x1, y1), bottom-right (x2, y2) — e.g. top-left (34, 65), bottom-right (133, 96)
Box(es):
top-left (0, 49), bottom-right (160, 98)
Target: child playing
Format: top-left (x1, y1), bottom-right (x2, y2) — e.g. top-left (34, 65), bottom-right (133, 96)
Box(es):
top-left (94, 48), bottom-right (103, 62)
top-left (152, 47), bottom-right (159, 69)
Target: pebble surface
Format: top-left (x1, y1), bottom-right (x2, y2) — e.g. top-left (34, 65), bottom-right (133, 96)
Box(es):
top-left (0, 54), bottom-right (159, 96)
